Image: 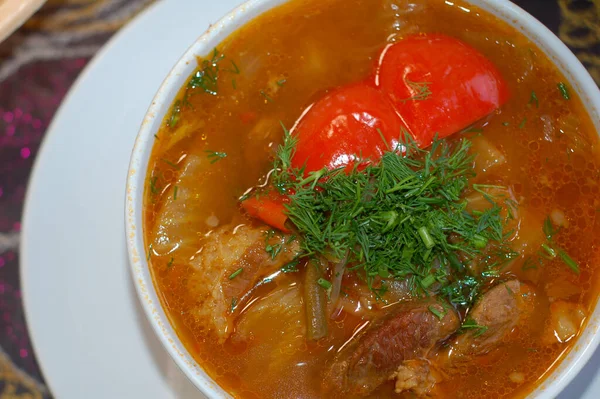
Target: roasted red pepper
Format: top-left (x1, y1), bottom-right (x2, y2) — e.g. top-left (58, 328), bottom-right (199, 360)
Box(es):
top-left (240, 192), bottom-right (291, 233)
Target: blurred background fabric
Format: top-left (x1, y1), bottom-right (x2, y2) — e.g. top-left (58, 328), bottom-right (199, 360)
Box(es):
top-left (0, 0), bottom-right (598, 397)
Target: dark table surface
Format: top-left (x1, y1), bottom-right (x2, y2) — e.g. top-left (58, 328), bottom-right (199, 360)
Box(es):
top-left (0, 0), bottom-right (598, 397)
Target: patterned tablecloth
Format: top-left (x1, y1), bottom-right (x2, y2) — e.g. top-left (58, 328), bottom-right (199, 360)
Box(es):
top-left (0, 0), bottom-right (598, 397)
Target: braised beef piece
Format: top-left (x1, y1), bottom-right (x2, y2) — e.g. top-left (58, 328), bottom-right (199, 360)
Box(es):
top-left (390, 280), bottom-right (536, 397)
top-left (323, 301), bottom-right (459, 396)
top-left (449, 279), bottom-right (535, 358)
top-left (389, 359), bottom-right (440, 396)
top-left (187, 224), bottom-right (300, 342)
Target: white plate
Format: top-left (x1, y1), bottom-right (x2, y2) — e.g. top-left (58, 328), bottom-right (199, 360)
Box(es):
top-left (20, 0), bottom-right (241, 397)
top-left (19, 0), bottom-right (600, 397)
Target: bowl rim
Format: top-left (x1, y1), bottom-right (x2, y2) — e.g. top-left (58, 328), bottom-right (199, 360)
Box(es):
top-left (125, 0), bottom-right (600, 398)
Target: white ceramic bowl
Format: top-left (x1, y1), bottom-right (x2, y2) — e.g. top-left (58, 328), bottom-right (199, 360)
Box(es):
top-left (125, 0), bottom-right (600, 398)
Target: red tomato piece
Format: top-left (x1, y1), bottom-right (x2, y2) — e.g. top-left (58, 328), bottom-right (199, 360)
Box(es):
top-left (241, 192), bottom-right (290, 232)
top-left (291, 82), bottom-right (405, 174)
top-left (377, 33), bottom-right (510, 147)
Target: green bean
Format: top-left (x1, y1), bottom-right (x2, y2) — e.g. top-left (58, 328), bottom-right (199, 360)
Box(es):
top-left (304, 260), bottom-right (328, 340)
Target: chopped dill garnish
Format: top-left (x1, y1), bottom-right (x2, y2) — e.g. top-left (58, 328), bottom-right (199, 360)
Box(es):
top-left (271, 122), bottom-right (298, 194)
top-left (401, 78), bottom-right (432, 102)
top-left (268, 133), bottom-right (513, 304)
top-left (276, 79), bottom-right (287, 87)
top-left (281, 259), bottom-right (300, 273)
top-left (205, 150), bottom-right (227, 164)
top-left (522, 256), bottom-right (541, 271)
top-left (428, 305), bottom-right (446, 320)
top-left (260, 90), bottom-right (274, 103)
top-left (540, 243), bottom-right (556, 259)
top-left (460, 318), bottom-right (488, 337)
top-left (502, 122), bottom-right (510, 127)
top-left (558, 249), bottom-right (580, 275)
top-left (558, 82), bottom-right (571, 100)
top-left (518, 118), bottom-right (527, 129)
top-left (185, 48), bottom-right (240, 99)
top-left (149, 176), bottom-right (159, 195)
top-left (173, 185), bottom-right (178, 201)
top-left (229, 268), bottom-right (244, 280)
top-left (232, 79), bottom-right (237, 90)
top-left (147, 244), bottom-right (153, 261)
top-left (543, 216), bottom-right (557, 239)
top-left (317, 278), bottom-right (332, 290)
top-left (154, 134), bottom-right (159, 139)
top-left (265, 229), bottom-right (284, 259)
top-left (418, 227), bottom-right (435, 249)
top-left (224, 60), bottom-right (240, 74)
top-left (167, 100), bottom-right (182, 128)
top-left (537, 216), bottom-right (580, 274)
top-left (440, 275), bottom-right (480, 307)
top-left (167, 257), bottom-right (174, 268)
top-left (230, 297), bottom-right (237, 312)
top-left (529, 90), bottom-right (539, 108)
top-left (187, 48), bottom-right (224, 96)
top-left (162, 158), bottom-right (179, 169)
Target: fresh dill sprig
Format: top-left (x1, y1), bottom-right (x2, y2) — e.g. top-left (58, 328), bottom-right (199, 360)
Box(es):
top-left (271, 122), bottom-right (299, 194)
top-left (538, 216), bottom-right (580, 274)
top-left (260, 90), bottom-right (274, 103)
top-left (557, 82), bottom-right (571, 100)
top-left (187, 48), bottom-right (224, 96)
top-left (459, 317), bottom-right (488, 337)
top-left (167, 100), bottom-right (182, 128)
top-left (149, 176), bottom-right (159, 195)
top-left (401, 78), bottom-right (432, 102)
top-left (185, 48), bottom-right (240, 99)
top-left (264, 229), bottom-right (284, 260)
top-left (205, 150), bottom-right (227, 164)
top-left (529, 90), bottom-right (539, 108)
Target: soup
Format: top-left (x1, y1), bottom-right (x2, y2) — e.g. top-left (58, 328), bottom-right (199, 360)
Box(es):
top-left (143, 0), bottom-right (600, 398)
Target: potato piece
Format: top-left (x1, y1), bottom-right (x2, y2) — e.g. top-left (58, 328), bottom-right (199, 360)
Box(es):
top-left (508, 207), bottom-right (545, 255)
top-left (544, 301), bottom-right (586, 344)
top-left (470, 136), bottom-right (506, 174)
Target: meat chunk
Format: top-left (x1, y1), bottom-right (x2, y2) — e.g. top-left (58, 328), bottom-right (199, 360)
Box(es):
top-left (323, 301), bottom-right (459, 396)
top-left (187, 224), bottom-right (300, 342)
top-left (393, 280), bottom-right (536, 397)
top-left (390, 359), bottom-right (440, 396)
top-left (449, 280), bottom-right (535, 358)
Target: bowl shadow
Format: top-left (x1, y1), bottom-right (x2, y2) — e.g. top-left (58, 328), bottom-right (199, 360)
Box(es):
top-left (558, 345), bottom-right (600, 398)
top-left (124, 247), bottom-right (205, 399)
